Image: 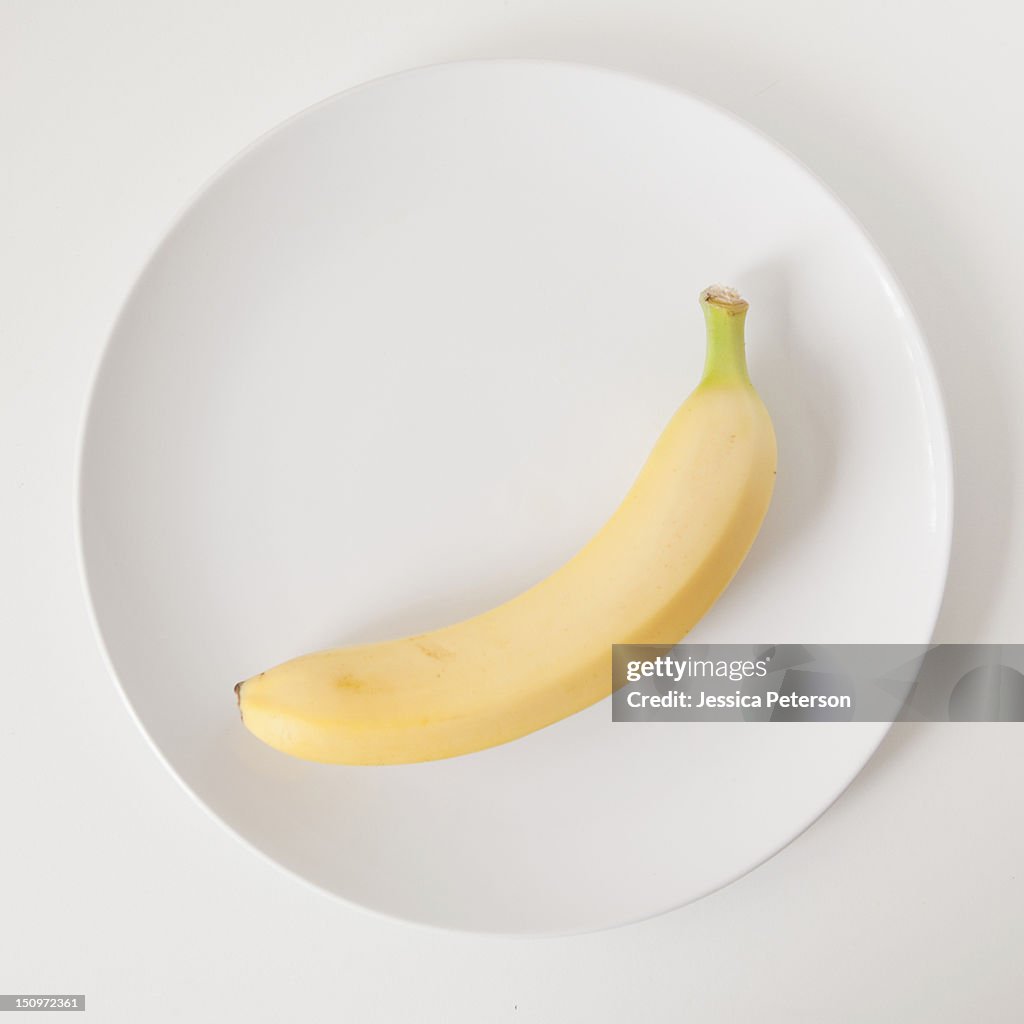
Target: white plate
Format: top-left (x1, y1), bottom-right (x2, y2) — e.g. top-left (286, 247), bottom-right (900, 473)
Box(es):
top-left (77, 60), bottom-right (952, 935)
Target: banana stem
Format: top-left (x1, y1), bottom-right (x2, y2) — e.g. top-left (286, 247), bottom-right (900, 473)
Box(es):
top-left (699, 285), bottom-right (750, 386)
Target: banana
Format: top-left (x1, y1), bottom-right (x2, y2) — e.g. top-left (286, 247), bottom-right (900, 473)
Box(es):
top-left (236, 285), bottom-right (777, 764)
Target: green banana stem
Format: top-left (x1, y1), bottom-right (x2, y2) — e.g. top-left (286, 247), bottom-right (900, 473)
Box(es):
top-left (699, 285), bottom-right (750, 387)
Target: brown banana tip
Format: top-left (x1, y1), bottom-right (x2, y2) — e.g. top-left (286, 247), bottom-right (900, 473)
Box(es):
top-left (700, 284), bottom-right (749, 313)
top-left (234, 680), bottom-right (244, 717)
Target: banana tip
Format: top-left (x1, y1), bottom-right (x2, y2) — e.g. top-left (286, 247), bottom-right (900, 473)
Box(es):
top-left (701, 284), bottom-right (748, 312)
top-left (234, 680), bottom-right (244, 717)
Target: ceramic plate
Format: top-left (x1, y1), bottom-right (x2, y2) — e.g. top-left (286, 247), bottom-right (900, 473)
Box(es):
top-left (78, 60), bottom-right (952, 935)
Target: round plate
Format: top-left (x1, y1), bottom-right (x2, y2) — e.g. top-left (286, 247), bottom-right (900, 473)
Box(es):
top-left (77, 60), bottom-right (951, 935)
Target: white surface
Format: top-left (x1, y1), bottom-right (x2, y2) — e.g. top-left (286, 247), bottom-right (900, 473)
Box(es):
top-left (2, 0), bottom-right (1023, 1017)
top-left (76, 59), bottom-right (949, 935)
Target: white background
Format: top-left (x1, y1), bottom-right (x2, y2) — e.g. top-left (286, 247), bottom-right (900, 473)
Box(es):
top-left (2, 1), bottom-right (1022, 1019)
